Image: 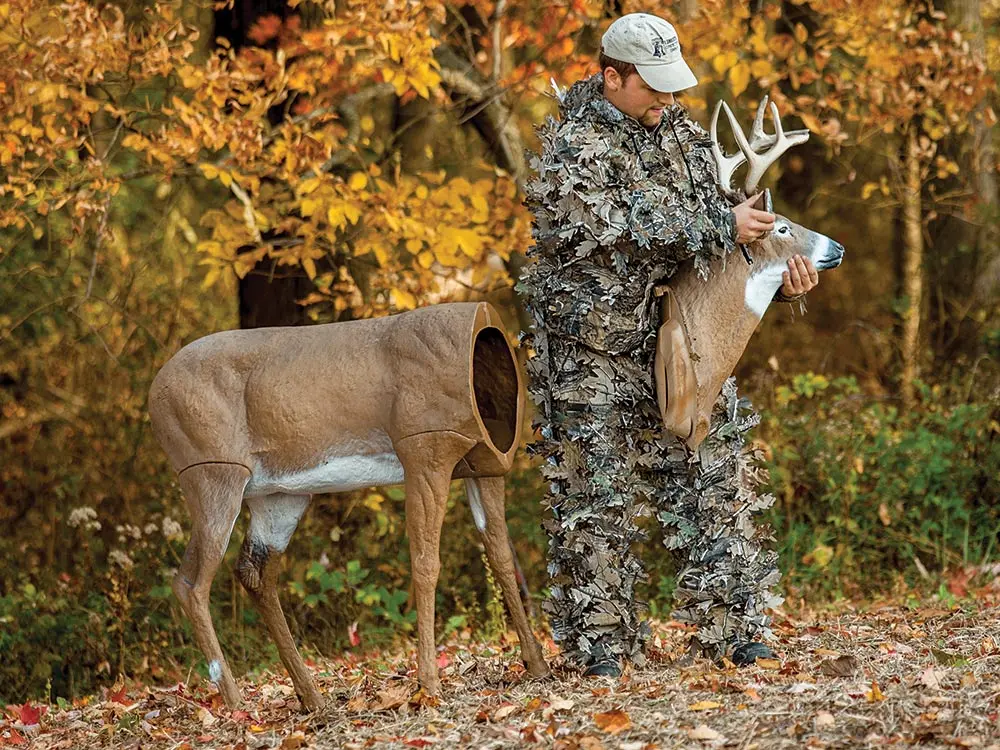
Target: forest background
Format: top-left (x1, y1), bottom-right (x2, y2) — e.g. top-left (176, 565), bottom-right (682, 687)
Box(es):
top-left (0, 0), bottom-right (998, 705)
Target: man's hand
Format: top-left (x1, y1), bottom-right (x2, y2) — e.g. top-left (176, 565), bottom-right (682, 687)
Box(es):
top-left (780, 254), bottom-right (819, 297)
top-left (732, 192), bottom-right (775, 244)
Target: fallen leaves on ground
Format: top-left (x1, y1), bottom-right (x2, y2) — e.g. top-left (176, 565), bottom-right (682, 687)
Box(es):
top-left (1, 587), bottom-right (999, 749)
top-left (593, 708), bottom-right (631, 734)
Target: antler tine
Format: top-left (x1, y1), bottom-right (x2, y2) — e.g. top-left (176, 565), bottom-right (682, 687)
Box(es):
top-left (748, 97), bottom-right (777, 151)
top-left (710, 100), bottom-right (749, 192)
top-left (751, 97), bottom-right (809, 148)
top-left (743, 100), bottom-right (810, 194)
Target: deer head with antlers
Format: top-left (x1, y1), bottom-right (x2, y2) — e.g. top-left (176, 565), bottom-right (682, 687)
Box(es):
top-left (655, 97), bottom-right (845, 450)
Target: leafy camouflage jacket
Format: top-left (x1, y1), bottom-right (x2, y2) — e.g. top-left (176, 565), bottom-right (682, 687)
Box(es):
top-left (520, 73), bottom-right (737, 356)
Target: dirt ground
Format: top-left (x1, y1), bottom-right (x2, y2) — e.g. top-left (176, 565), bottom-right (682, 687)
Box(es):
top-left (4, 585), bottom-right (998, 749)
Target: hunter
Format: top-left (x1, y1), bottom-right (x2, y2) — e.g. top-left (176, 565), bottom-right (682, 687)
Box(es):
top-left (519, 12), bottom-right (818, 676)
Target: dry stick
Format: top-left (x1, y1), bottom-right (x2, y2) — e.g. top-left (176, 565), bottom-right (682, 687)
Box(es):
top-left (490, 0), bottom-right (507, 83)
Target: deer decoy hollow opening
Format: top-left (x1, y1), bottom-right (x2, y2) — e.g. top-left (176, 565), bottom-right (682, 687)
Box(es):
top-left (472, 326), bottom-right (520, 453)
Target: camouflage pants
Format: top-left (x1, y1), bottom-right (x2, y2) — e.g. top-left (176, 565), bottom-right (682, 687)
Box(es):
top-left (526, 332), bottom-right (783, 667)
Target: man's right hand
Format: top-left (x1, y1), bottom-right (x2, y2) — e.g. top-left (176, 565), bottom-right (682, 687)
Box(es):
top-left (732, 192), bottom-right (775, 244)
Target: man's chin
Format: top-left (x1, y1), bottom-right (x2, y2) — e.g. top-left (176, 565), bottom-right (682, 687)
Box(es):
top-left (643, 110), bottom-right (664, 126)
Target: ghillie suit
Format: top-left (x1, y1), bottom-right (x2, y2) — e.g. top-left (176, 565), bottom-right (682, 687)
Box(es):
top-left (518, 73), bottom-right (784, 668)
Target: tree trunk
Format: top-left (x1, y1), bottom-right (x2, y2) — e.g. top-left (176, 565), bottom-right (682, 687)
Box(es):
top-left (922, 0), bottom-right (999, 360)
top-left (950, 0), bottom-right (999, 305)
top-left (900, 127), bottom-right (924, 408)
top-left (215, 0), bottom-right (312, 329)
top-left (676, 0), bottom-right (699, 23)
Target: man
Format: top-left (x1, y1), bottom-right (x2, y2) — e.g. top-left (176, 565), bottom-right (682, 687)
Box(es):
top-left (519, 12), bottom-right (818, 676)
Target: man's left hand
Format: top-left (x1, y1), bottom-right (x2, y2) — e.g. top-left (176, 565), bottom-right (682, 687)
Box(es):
top-left (781, 255), bottom-right (819, 296)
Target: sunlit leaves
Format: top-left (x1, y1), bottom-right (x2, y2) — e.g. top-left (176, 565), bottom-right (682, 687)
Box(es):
top-left (377, 33), bottom-right (442, 99)
top-left (861, 177), bottom-right (891, 201)
top-left (592, 709), bottom-right (631, 734)
top-left (673, 0), bottom-right (990, 174)
top-left (728, 62), bottom-right (751, 98)
top-left (3, 0), bottom-right (990, 327)
top-left (0, 0), bottom-right (530, 321)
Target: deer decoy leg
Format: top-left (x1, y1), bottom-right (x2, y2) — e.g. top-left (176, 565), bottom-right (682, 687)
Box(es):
top-left (172, 463), bottom-right (248, 708)
top-left (237, 493), bottom-right (322, 711)
top-left (466, 477), bottom-right (549, 679)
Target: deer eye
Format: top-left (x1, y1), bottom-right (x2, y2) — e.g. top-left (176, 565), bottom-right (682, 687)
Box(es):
top-left (777, 226), bottom-right (790, 235)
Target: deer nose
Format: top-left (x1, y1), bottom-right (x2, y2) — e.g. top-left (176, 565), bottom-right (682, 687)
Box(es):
top-left (817, 241), bottom-right (845, 270)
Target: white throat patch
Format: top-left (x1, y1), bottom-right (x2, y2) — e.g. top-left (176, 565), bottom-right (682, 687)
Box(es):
top-left (744, 263), bottom-right (786, 319)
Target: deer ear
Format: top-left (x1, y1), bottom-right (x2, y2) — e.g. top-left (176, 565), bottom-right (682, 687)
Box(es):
top-left (753, 188), bottom-right (774, 240)
top-left (751, 188), bottom-right (773, 214)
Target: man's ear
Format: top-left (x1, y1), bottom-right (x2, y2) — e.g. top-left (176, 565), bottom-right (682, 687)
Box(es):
top-left (604, 67), bottom-right (621, 91)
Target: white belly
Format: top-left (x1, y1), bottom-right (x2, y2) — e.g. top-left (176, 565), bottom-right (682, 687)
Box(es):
top-left (244, 452), bottom-right (406, 497)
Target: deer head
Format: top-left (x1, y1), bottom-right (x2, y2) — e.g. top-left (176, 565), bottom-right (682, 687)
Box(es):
top-left (655, 97), bottom-right (844, 451)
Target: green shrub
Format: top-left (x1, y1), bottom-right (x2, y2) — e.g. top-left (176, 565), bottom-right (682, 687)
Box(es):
top-left (758, 374), bottom-right (1000, 598)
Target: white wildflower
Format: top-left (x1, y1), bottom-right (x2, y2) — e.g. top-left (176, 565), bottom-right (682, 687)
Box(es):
top-left (161, 516), bottom-right (183, 542)
top-left (108, 550), bottom-right (135, 570)
top-left (67, 506), bottom-right (101, 531)
top-left (116, 524), bottom-right (142, 542)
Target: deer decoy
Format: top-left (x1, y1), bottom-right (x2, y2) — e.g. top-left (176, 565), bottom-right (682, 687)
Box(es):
top-left (149, 301), bottom-right (550, 711)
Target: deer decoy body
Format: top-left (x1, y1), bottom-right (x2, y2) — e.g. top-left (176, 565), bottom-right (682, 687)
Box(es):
top-left (149, 301), bottom-right (550, 711)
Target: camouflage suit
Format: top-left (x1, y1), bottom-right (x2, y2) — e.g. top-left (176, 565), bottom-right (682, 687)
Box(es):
top-left (518, 74), bottom-right (783, 667)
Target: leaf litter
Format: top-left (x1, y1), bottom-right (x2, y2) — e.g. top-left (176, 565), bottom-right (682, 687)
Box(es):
top-left (2, 585), bottom-right (998, 749)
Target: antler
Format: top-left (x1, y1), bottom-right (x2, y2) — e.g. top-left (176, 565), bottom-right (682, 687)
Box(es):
top-left (710, 97), bottom-right (810, 194)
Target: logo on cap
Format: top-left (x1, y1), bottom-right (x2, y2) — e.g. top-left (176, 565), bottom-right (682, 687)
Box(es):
top-left (651, 34), bottom-right (680, 61)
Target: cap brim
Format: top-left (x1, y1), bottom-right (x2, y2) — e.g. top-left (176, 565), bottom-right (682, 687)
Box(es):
top-left (636, 60), bottom-right (698, 93)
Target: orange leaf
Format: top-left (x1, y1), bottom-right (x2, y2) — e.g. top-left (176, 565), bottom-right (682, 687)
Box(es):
top-left (248, 14), bottom-right (282, 45)
top-left (865, 681), bottom-right (886, 702)
top-left (769, 34), bottom-right (796, 60)
top-left (594, 709), bottom-right (631, 734)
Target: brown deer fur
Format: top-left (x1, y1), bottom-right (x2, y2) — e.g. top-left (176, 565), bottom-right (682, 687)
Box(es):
top-left (657, 217), bottom-right (844, 449)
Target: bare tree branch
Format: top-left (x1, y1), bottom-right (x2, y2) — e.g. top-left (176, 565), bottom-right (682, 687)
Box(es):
top-left (491, 0), bottom-right (507, 83)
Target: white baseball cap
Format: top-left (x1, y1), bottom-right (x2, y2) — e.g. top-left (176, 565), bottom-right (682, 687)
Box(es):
top-left (601, 13), bottom-right (698, 93)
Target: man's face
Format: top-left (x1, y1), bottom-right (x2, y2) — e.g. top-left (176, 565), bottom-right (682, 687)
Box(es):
top-left (603, 68), bottom-right (676, 127)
